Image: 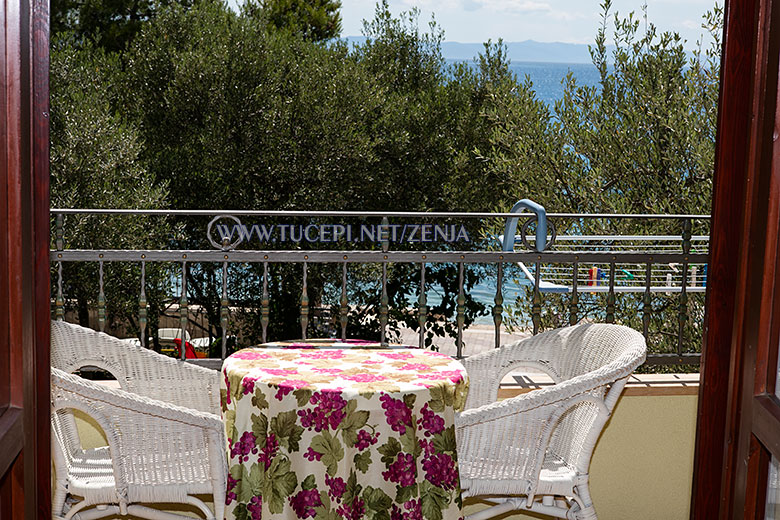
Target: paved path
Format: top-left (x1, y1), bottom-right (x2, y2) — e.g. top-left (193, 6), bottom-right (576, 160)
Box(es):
top-left (397, 323), bottom-right (529, 357)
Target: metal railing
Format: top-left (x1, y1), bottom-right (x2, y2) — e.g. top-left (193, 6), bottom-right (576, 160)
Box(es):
top-left (50, 208), bottom-right (710, 367)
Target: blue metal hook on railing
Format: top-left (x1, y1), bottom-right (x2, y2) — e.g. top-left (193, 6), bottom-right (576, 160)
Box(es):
top-left (502, 199), bottom-right (549, 252)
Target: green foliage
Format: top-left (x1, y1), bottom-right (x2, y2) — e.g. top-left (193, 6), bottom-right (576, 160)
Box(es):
top-left (246, 0), bottom-right (342, 41)
top-left (52, 0), bottom-right (195, 52)
top-left (110, 0), bottom-right (510, 344)
top-left (50, 36), bottom-right (170, 334)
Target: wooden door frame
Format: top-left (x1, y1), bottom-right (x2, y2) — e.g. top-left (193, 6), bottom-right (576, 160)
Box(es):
top-left (692, 0), bottom-right (780, 517)
top-left (690, 0), bottom-right (756, 514)
top-left (0, 0), bottom-right (50, 517)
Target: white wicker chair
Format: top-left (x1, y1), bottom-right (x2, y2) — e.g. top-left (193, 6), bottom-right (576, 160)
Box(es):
top-left (456, 323), bottom-right (646, 520)
top-left (50, 320), bottom-right (227, 520)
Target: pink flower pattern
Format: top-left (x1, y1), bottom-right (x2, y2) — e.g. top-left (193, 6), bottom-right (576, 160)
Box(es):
top-left (301, 350), bottom-right (345, 359)
top-left (343, 373), bottom-right (387, 383)
top-left (311, 367), bottom-right (345, 374)
top-left (263, 368), bottom-right (298, 376)
top-left (417, 370), bottom-right (465, 383)
top-left (230, 350), bottom-right (271, 360)
top-left (379, 352), bottom-right (415, 360)
top-left (399, 363), bottom-right (432, 371)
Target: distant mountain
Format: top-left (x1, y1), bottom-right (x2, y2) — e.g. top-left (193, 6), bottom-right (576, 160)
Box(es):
top-left (443, 41), bottom-right (596, 64)
top-left (344, 36), bottom-right (598, 64)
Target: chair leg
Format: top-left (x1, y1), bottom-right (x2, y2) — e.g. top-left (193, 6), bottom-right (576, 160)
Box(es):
top-left (52, 479), bottom-right (68, 519)
top-left (571, 483), bottom-right (597, 520)
top-left (212, 479), bottom-right (226, 520)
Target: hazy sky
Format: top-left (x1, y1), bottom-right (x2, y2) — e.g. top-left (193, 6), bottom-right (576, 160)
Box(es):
top-left (339, 0), bottom-right (722, 46)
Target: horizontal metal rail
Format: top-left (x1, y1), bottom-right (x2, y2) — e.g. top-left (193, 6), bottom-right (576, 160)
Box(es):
top-left (554, 235), bottom-right (710, 241)
top-left (51, 208), bottom-right (712, 219)
top-left (52, 249), bottom-right (709, 263)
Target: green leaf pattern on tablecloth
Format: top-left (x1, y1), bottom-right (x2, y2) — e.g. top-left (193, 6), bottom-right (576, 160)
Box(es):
top-left (222, 347), bottom-right (468, 520)
top-left (293, 388), bottom-right (313, 408)
top-left (252, 391), bottom-right (269, 411)
top-left (339, 400), bottom-right (369, 448)
top-left (420, 481), bottom-right (449, 520)
top-left (263, 458), bottom-right (298, 514)
top-left (310, 430), bottom-right (344, 476)
top-left (427, 384), bottom-right (455, 414)
top-left (270, 410), bottom-right (304, 452)
top-left (251, 413), bottom-right (267, 447)
top-left (353, 451), bottom-right (371, 473)
top-left (378, 438), bottom-right (402, 466)
top-left (433, 426), bottom-right (457, 455)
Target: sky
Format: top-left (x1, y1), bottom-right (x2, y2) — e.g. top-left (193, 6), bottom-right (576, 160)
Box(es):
top-left (338, 0), bottom-right (722, 46)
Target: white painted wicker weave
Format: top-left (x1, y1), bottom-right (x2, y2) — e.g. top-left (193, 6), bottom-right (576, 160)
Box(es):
top-left (50, 320), bottom-right (227, 520)
top-left (456, 323), bottom-right (646, 520)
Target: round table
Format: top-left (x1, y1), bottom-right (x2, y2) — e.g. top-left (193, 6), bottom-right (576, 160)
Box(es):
top-left (221, 347), bottom-right (469, 520)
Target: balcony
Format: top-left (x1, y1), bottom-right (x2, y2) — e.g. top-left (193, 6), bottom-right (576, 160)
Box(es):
top-left (51, 207), bottom-right (705, 520)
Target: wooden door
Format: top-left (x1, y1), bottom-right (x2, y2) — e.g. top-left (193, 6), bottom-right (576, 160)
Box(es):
top-left (0, 0), bottom-right (51, 518)
top-left (693, 0), bottom-right (780, 517)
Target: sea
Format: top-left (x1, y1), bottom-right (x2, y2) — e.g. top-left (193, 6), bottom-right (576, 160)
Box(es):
top-left (446, 59), bottom-right (602, 106)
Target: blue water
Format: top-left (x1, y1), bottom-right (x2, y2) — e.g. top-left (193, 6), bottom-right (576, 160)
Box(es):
top-left (447, 59), bottom-right (601, 106)
top-left (422, 278), bottom-right (529, 325)
top-left (510, 61), bottom-right (601, 105)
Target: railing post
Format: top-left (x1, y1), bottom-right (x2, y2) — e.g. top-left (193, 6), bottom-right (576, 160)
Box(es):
top-left (340, 262), bottom-right (348, 341)
top-left (380, 262), bottom-right (388, 346)
top-left (494, 261), bottom-right (504, 348)
top-left (569, 261), bottom-right (579, 326)
top-left (606, 261), bottom-right (616, 324)
top-left (380, 216), bottom-right (389, 346)
top-left (261, 262), bottom-right (269, 343)
top-left (97, 259), bottom-right (105, 332)
top-left (419, 262), bottom-right (427, 349)
top-left (301, 261), bottom-right (309, 340)
top-left (139, 260), bottom-right (147, 348)
top-left (55, 255), bottom-right (64, 321)
top-left (55, 211), bottom-right (64, 320)
top-left (180, 260), bottom-right (188, 360)
top-left (456, 261), bottom-right (465, 359)
top-left (532, 259), bottom-right (541, 335)
top-left (220, 260), bottom-right (229, 360)
top-left (643, 262), bottom-right (652, 339)
top-left (54, 210), bottom-right (64, 320)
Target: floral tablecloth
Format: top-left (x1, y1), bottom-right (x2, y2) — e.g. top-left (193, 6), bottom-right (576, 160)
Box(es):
top-left (221, 347), bottom-right (469, 520)
top-left (256, 339), bottom-right (418, 349)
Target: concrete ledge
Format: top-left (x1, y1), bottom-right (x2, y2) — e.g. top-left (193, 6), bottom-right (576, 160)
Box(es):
top-left (499, 372), bottom-right (699, 398)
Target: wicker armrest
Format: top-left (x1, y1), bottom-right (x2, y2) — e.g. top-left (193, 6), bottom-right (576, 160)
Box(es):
top-left (456, 368), bottom-right (609, 428)
top-left (52, 368), bottom-right (226, 498)
top-left (455, 370), bottom-right (617, 498)
top-left (461, 334), bottom-right (565, 410)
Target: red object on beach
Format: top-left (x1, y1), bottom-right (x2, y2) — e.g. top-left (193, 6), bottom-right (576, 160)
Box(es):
top-left (589, 266), bottom-right (599, 286)
top-left (172, 338), bottom-right (203, 359)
